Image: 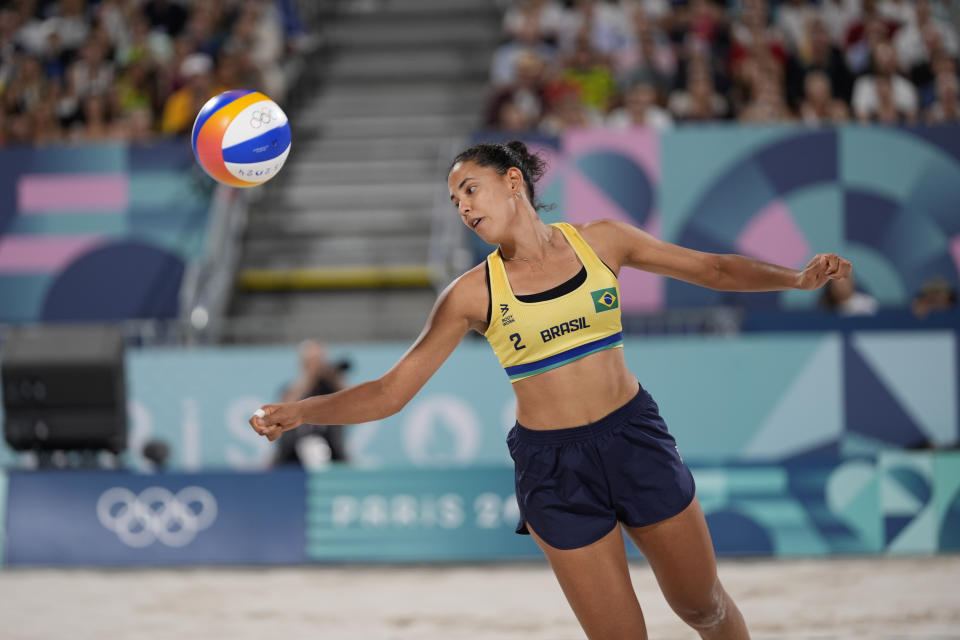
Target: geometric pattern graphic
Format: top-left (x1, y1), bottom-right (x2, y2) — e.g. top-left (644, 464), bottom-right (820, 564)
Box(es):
top-left (473, 125), bottom-right (960, 313)
top-left (0, 143), bottom-right (214, 322)
top-left (664, 126), bottom-right (960, 311)
top-left (844, 331), bottom-right (958, 452)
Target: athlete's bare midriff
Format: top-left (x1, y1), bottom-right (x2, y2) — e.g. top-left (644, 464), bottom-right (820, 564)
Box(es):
top-left (510, 347), bottom-right (639, 429)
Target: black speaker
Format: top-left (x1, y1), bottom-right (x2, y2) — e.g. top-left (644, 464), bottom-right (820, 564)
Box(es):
top-left (2, 324), bottom-right (127, 453)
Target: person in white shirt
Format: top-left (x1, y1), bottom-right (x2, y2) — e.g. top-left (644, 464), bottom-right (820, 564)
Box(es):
top-left (852, 40), bottom-right (918, 122)
top-left (606, 79), bottom-right (673, 130)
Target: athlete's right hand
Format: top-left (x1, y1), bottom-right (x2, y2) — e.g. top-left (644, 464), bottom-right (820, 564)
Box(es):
top-left (249, 402), bottom-right (305, 442)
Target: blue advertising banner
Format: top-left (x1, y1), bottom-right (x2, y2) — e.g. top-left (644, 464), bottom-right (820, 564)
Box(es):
top-left (4, 470), bottom-right (307, 566)
top-left (3, 451), bottom-right (958, 566)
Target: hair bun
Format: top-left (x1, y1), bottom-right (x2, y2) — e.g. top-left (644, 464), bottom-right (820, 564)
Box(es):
top-left (506, 140), bottom-right (530, 161)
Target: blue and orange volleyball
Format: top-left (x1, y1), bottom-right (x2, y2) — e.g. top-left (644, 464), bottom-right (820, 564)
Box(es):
top-left (191, 89), bottom-right (291, 187)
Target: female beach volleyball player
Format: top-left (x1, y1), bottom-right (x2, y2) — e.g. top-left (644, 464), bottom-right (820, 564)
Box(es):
top-left (250, 141), bottom-right (852, 639)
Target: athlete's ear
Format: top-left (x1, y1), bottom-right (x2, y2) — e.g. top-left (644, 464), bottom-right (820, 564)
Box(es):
top-left (505, 166), bottom-right (524, 195)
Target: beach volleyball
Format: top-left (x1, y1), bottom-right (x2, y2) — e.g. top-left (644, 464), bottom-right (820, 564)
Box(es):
top-left (191, 89), bottom-right (291, 187)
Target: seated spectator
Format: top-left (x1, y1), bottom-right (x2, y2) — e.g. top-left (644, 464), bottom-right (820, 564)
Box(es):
top-left (40, 30), bottom-right (68, 80)
top-left (68, 39), bottom-right (115, 99)
top-left (540, 83), bottom-right (603, 134)
top-left (777, 0), bottom-right (820, 54)
top-left (819, 0), bottom-right (862, 47)
top-left (820, 276), bottom-right (878, 316)
top-left (561, 32), bottom-right (617, 114)
top-left (485, 49), bottom-right (549, 130)
top-left (869, 74), bottom-right (916, 123)
top-left (225, 0), bottom-right (287, 102)
top-left (76, 92), bottom-right (119, 141)
top-left (852, 40), bottom-right (918, 122)
top-left (912, 277), bottom-right (957, 319)
top-left (844, 0), bottom-right (899, 74)
top-left (739, 68), bottom-right (794, 122)
top-left (49, 0), bottom-right (92, 54)
top-left (729, 0), bottom-right (789, 78)
top-left (785, 15), bottom-right (853, 108)
top-left (925, 71), bottom-right (960, 123)
top-left (490, 20), bottom-right (557, 87)
top-left (555, 0), bottom-right (632, 56)
top-left (908, 31), bottom-right (958, 105)
top-left (606, 77), bottom-right (673, 130)
top-left (503, 0), bottom-right (564, 45)
top-left (160, 52), bottom-right (222, 135)
top-left (878, 0), bottom-right (915, 30)
top-left (668, 65), bottom-right (728, 121)
top-left (145, 0), bottom-right (189, 38)
top-left (895, 0), bottom-right (959, 75)
top-left (494, 99), bottom-right (539, 132)
top-left (799, 70), bottom-right (850, 125)
top-left (30, 88), bottom-right (64, 146)
top-left (613, 7), bottom-right (676, 87)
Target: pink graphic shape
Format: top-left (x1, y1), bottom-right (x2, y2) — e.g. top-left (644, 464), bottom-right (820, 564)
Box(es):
top-left (18, 174), bottom-right (129, 213)
top-left (0, 234), bottom-right (104, 274)
top-left (565, 129), bottom-right (660, 182)
top-left (951, 235), bottom-right (960, 278)
top-left (735, 200), bottom-right (811, 269)
top-left (566, 169), bottom-right (663, 311)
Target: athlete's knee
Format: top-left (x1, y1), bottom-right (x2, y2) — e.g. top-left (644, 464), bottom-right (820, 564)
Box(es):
top-left (672, 580), bottom-right (728, 631)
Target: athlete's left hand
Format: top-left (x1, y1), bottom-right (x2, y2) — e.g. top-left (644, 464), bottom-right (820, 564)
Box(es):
top-left (796, 253), bottom-right (852, 290)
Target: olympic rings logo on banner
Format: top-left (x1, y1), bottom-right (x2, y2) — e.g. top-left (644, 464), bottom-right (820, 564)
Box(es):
top-left (96, 486), bottom-right (218, 548)
top-left (250, 108), bottom-right (272, 128)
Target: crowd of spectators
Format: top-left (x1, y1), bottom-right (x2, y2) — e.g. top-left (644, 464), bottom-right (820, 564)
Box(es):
top-left (0, 0), bottom-right (307, 146)
top-left (485, 0), bottom-right (960, 133)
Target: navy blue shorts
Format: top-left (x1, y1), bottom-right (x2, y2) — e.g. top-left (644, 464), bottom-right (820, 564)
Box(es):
top-left (507, 383), bottom-right (695, 550)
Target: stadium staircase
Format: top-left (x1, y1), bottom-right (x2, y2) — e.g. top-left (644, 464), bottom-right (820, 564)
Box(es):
top-left (226, 0), bottom-right (501, 343)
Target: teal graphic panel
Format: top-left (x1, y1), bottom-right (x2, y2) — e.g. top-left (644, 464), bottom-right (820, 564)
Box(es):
top-left (0, 471), bottom-right (6, 566)
top-left (1, 331), bottom-right (955, 470)
top-left (933, 451), bottom-right (960, 551)
top-left (306, 467), bottom-right (532, 561)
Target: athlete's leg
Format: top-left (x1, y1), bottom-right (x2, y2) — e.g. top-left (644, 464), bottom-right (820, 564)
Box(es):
top-left (624, 497), bottom-right (749, 639)
top-left (527, 522), bottom-right (647, 640)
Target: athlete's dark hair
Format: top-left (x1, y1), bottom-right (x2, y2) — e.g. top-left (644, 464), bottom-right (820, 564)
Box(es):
top-left (450, 141), bottom-right (551, 212)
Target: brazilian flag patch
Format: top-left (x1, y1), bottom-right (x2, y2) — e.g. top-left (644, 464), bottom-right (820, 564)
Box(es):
top-left (591, 288), bottom-right (619, 312)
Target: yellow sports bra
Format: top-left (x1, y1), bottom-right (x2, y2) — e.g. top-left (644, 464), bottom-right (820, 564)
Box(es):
top-left (484, 222), bottom-right (623, 383)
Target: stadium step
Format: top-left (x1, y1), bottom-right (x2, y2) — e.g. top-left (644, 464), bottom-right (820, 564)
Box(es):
top-left (245, 207), bottom-right (434, 236)
top-left (305, 85), bottom-right (488, 118)
top-left (227, 289), bottom-right (436, 342)
top-left (241, 234), bottom-right (430, 270)
top-left (275, 181), bottom-right (440, 210)
top-left (278, 159), bottom-right (440, 185)
top-left (295, 113), bottom-right (481, 139)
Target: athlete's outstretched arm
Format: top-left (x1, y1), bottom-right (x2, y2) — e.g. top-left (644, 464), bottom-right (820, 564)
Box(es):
top-left (250, 271), bottom-right (483, 441)
top-left (587, 219), bottom-right (851, 291)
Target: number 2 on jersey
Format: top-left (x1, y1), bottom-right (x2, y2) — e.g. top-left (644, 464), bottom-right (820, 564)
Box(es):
top-left (509, 333), bottom-right (526, 350)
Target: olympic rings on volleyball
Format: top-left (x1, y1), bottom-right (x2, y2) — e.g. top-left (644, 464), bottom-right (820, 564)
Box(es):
top-left (96, 486), bottom-right (218, 548)
top-left (250, 108), bottom-right (272, 128)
